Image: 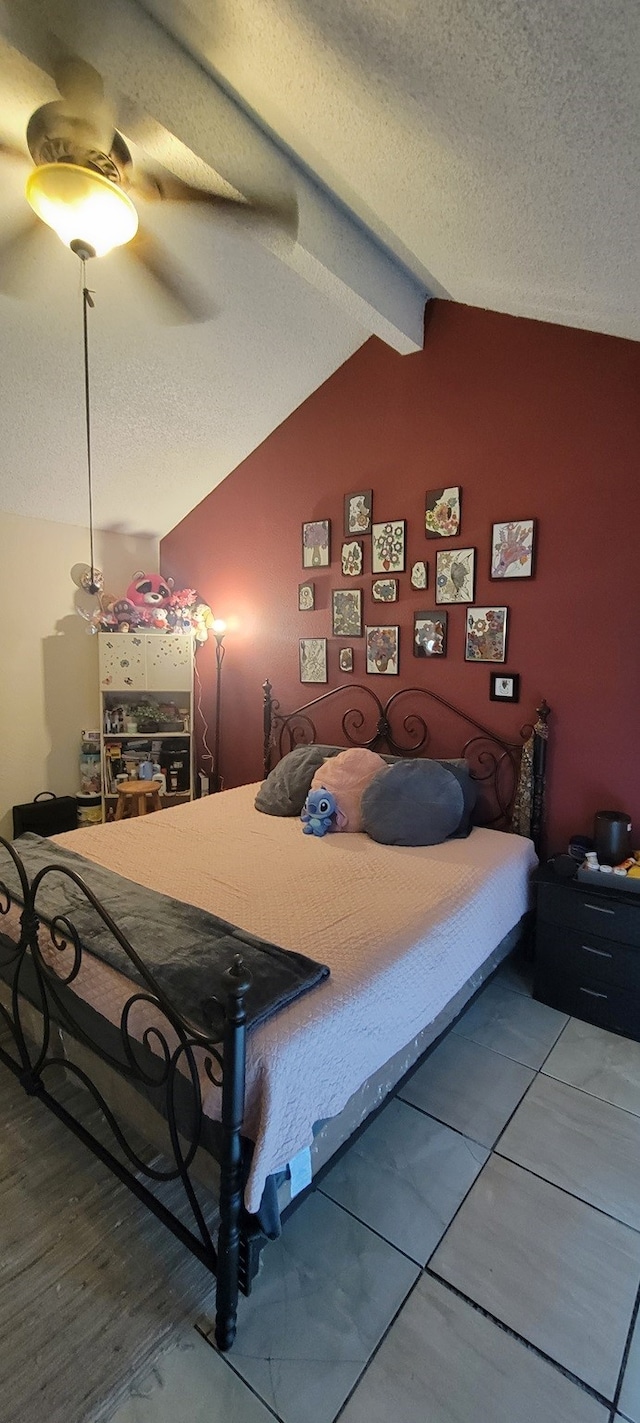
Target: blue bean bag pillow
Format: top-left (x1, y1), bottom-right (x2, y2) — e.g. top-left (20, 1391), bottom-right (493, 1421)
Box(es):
top-left (361, 759), bottom-right (465, 846)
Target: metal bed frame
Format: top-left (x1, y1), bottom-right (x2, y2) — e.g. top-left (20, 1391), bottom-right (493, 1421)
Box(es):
top-left (0, 680), bottom-right (550, 1352)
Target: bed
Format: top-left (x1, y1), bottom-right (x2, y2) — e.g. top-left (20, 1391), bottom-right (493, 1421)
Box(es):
top-left (0, 679), bottom-right (549, 1351)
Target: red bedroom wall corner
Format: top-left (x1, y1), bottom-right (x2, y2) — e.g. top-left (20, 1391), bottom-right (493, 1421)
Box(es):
top-left (161, 301), bottom-right (640, 854)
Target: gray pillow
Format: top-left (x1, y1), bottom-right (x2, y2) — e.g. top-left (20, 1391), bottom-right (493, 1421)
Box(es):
top-left (361, 759), bottom-right (465, 846)
top-left (379, 754), bottom-right (477, 837)
top-left (255, 745), bottom-right (343, 816)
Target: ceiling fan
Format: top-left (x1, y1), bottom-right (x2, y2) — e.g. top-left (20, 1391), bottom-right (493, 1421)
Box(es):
top-left (0, 51), bottom-right (298, 321)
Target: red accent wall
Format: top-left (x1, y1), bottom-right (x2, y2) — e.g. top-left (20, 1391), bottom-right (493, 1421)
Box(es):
top-left (161, 301), bottom-right (640, 853)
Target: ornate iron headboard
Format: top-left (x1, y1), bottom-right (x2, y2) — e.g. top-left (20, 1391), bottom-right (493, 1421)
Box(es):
top-left (262, 680), bottom-right (550, 853)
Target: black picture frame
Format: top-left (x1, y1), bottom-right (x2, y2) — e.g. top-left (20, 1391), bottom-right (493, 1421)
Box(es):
top-left (344, 490), bottom-right (373, 536)
top-left (489, 520), bottom-right (536, 581)
top-left (413, 610), bottom-right (447, 658)
top-left (490, 672), bottom-right (520, 703)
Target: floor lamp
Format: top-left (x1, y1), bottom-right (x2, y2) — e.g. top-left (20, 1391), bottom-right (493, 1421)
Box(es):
top-left (212, 619), bottom-right (227, 793)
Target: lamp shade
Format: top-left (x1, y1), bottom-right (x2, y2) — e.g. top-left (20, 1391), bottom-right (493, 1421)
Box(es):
top-left (26, 163), bottom-right (138, 257)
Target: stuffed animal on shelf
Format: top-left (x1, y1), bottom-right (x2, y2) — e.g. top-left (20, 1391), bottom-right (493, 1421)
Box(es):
top-left (301, 788), bottom-right (346, 836)
top-left (126, 572), bottom-right (174, 608)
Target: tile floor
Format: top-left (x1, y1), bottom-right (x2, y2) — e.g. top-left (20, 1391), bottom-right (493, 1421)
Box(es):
top-left (107, 952), bottom-right (640, 1423)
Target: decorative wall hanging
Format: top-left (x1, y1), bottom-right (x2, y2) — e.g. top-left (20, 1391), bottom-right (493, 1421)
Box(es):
top-left (372, 578), bottom-right (398, 602)
top-left (490, 672), bottom-right (520, 702)
top-left (332, 588), bottom-right (362, 637)
top-left (490, 520), bottom-right (536, 579)
top-left (425, 487), bottom-right (461, 539)
top-left (414, 610), bottom-right (447, 657)
top-left (344, 490), bottom-right (373, 535)
top-left (435, 548), bottom-right (475, 603)
top-left (299, 638), bottom-right (328, 683)
top-left (372, 521), bottom-right (406, 574)
top-left (465, 607), bottom-right (508, 663)
top-left (302, 520), bottom-right (330, 568)
top-left (341, 541), bottom-right (363, 577)
top-left (410, 561), bottom-right (428, 590)
top-left (339, 647), bottom-right (354, 673)
top-left (366, 625), bottom-right (399, 675)
top-left (298, 581), bottom-right (315, 611)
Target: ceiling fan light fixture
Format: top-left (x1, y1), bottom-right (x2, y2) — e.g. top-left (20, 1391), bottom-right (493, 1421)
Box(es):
top-left (25, 162), bottom-right (138, 257)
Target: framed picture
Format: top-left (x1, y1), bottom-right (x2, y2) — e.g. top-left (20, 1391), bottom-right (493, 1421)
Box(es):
top-left (465, 607), bottom-right (508, 663)
top-left (302, 519), bottom-right (330, 568)
top-left (299, 638), bottom-right (328, 683)
top-left (414, 610), bottom-right (447, 657)
top-left (332, 588), bottom-right (362, 637)
top-left (372, 578), bottom-right (398, 602)
top-left (339, 647), bottom-right (354, 673)
top-left (344, 490), bottom-right (373, 536)
top-left (411, 560), bottom-right (428, 590)
top-left (435, 547), bottom-right (475, 603)
top-left (490, 520), bottom-right (536, 579)
top-left (298, 581), bottom-right (315, 611)
top-left (425, 487), bottom-right (461, 539)
top-left (341, 540), bottom-right (363, 577)
top-left (366, 625), bottom-right (399, 675)
top-left (372, 521), bottom-right (406, 574)
top-left (490, 672), bottom-right (520, 702)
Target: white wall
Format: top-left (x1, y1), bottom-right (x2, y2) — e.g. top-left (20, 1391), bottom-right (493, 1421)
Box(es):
top-left (0, 513), bottom-right (158, 839)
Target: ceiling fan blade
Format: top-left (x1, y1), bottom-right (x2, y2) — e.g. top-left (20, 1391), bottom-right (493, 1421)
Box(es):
top-left (0, 215), bottom-right (49, 298)
top-left (126, 224), bottom-right (215, 325)
top-left (51, 50), bottom-right (117, 153)
top-left (131, 170), bottom-right (298, 239)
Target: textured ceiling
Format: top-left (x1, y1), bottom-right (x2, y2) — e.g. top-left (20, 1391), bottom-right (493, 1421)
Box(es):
top-left (147, 0), bottom-right (640, 341)
top-left (1, 0), bottom-right (638, 538)
top-left (0, 31), bottom-right (369, 537)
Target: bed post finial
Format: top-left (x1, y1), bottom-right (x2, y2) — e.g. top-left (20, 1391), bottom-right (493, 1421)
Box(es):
top-left (531, 700), bottom-right (551, 857)
top-left (215, 955), bottom-right (252, 1352)
top-left (263, 679), bottom-right (274, 778)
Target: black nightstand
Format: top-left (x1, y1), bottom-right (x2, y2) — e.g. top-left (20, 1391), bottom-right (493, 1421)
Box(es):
top-left (534, 864), bottom-right (640, 1041)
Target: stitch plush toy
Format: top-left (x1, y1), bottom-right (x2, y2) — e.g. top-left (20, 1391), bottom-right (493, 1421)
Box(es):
top-left (301, 788), bottom-right (346, 836)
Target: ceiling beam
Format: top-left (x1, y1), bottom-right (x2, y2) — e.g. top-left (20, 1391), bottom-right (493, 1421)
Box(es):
top-left (1, 0), bottom-right (427, 352)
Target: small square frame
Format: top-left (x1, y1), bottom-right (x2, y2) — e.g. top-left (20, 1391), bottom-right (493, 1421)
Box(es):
top-left (490, 672), bottom-right (520, 702)
top-left (339, 647), bottom-right (354, 673)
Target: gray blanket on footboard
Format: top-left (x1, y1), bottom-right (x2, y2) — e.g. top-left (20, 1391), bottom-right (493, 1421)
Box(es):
top-left (5, 834), bottom-right (330, 1035)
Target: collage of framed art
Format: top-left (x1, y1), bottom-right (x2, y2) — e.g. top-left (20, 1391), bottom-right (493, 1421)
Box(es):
top-left (296, 491), bottom-right (537, 690)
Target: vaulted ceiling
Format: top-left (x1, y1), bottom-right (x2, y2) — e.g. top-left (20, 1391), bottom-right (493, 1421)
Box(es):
top-left (0, 0), bottom-right (637, 536)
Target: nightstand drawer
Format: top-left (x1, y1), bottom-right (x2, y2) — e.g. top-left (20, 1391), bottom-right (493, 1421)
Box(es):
top-left (538, 882), bottom-right (640, 948)
top-left (535, 922), bottom-right (640, 992)
top-left (534, 972), bottom-right (640, 1041)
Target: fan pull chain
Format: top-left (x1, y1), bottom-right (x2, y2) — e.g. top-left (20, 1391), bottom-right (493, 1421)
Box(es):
top-left (81, 258), bottom-right (98, 593)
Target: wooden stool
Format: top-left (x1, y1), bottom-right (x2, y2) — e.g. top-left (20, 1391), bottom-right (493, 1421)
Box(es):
top-left (114, 780), bottom-right (162, 821)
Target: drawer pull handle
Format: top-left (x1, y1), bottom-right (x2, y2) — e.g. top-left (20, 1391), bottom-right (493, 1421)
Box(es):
top-left (582, 945), bottom-right (612, 959)
top-left (585, 903), bottom-right (615, 916)
top-left (579, 987), bottom-right (608, 1000)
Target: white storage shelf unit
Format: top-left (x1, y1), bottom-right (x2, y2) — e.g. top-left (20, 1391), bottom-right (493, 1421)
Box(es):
top-left (98, 633), bottom-right (194, 820)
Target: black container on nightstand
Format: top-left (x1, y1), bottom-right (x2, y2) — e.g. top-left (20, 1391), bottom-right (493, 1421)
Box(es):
top-left (534, 863), bottom-right (640, 1041)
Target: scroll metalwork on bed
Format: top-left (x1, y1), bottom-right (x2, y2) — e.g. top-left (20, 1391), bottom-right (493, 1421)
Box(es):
top-left (0, 835), bottom-right (252, 1352)
top-left (262, 680), bottom-right (550, 850)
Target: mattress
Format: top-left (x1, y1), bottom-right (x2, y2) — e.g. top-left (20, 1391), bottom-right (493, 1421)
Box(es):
top-left (12, 785), bottom-right (537, 1212)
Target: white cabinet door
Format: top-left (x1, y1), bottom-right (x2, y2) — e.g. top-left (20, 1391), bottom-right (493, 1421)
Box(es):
top-left (145, 635), bottom-right (193, 691)
top-left (98, 634), bottom-right (147, 690)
